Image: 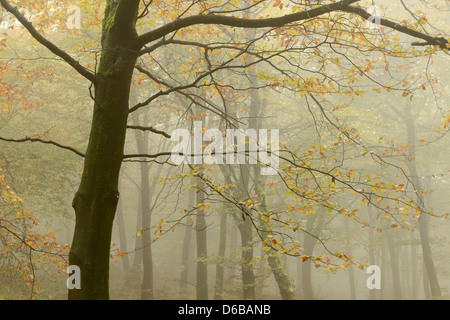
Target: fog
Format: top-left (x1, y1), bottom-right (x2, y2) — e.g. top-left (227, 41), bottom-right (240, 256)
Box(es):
top-left (0, 0), bottom-right (449, 301)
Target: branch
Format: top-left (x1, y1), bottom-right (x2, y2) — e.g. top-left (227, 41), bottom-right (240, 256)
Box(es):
top-left (133, 0), bottom-right (360, 47)
top-left (0, 136), bottom-right (85, 157)
top-left (126, 125), bottom-right (171, 139)
top-left (340, 4), bottom-right (449, 49)
top-left (134, 0), bottom-right (448, 51)
top-left (123, 152), bottom-right (174, 159)
top-left (0, 0), bottom-right (96, 83)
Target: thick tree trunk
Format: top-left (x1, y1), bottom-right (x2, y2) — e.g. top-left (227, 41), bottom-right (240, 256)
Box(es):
top-left (68, 1), bottom-right (140, 300)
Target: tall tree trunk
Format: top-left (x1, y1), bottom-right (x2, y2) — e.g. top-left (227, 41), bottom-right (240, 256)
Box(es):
top-left (410, 232), bottom-right (418, 299)
top-left (301, 215), bottom-right (318, 300)
top-left (345, 219), bottom-right (356, 300)
top-left (221, 166), bottom-right (257, 300)
top-left (116, 175), bottom-right (130, 274)
top-left (132, 113), bottom-right (154, 300)
top-left (386, 226), bottom-right (402, 300)
top-left (226, 222), bottom-right (238, 289)
top-left (265, 246), bottom-right (295, 300)
top-left (131, 192), bottom-right (143, 272)
top-left (214, 205), bottom-right (228, 300)
top-left (296, 229), bottom-right (303, 299)
top-left (180, 188), bottom-right (195, 297)
top-left (196, 178), bottom-right (208, 300)
top-left (423, 261), bottom-right (432, 299)
top-left (238, 218), bottom-right (256, 300)
top-left (367, 208), bottom-right (376, 300)
top-left (69, 1), bottom-right (140, 300)
top-left (403, 108), bottom-right (441, 298)
top-left (379, 235), bottom-right (387, 300)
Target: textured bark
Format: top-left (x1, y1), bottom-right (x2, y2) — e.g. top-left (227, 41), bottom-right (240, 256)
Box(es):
top-left (1, 0), bottom-right (446, 302)
top-left (68, 1), bottom-right (140, 300)
top-left (265, 248), bottom-right (295, 300)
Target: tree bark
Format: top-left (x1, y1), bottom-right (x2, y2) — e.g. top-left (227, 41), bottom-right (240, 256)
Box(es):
top-left (68, 0), bottom-right (141, 300)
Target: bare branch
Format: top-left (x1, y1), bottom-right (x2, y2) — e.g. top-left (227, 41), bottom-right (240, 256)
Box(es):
top-left (126, 125), bottom-right (171, 139)
top-left (0, 136), bottom-right (85, 157)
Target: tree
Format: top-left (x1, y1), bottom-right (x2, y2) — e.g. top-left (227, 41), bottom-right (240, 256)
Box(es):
top-left (0, 0), bottom-right (448, 300)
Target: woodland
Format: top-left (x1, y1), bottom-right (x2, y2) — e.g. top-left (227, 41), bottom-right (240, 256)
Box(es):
top-left (0, 0), bottom-right (449, 300)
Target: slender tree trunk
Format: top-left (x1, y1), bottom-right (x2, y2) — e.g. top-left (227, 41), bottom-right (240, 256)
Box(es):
top-left (226, 222), bottom-right (238, 289)
top-left (69, 2), bottom-right (140, 299)
top-left (255, 183), bottom-right (294, 300)
top-left (138, 160), bottom-right (154, 300)
top-left (403, 108), bottom-right (441, 298)
top-left (368, 208), bottom-right (376, 300)
top-left (179, 218), bottom-right (193, 296)
top-left (116, 175), bottom-right (130, 274)
top-left (214, 206), bottom-right (228, 300)
top-left (238, 218), bottom-right (256, 300)
top-left (385, 226), bottom-right (402, 300)
top-left (180, 188), bottom-right (195, 297)
top-left (410, 232), bottom-right (418, 299)
top-left (265, 248), bottom-right (295, 300)
top-left (345, 219), bottom-right (356, 300)
top-left (131, 193), bottom-right (143, 272)
top-left (423, 261), bottom-right (432, 299)
top-left (132, 113), bottom-right (154, 300)
top-left (302, 215), bottom-right (318, 300)
top-left (196, 178), bottom-right (208, 300)
top-left (296, 229), bottom-right (303, 299)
